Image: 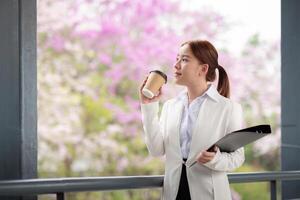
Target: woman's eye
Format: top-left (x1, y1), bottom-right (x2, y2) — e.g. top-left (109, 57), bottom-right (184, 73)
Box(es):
top-left (182, 58), bottom-right (188, 62)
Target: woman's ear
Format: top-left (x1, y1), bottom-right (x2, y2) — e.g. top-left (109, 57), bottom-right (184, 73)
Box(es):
top-left (199, 64), bottom-right (209, 76)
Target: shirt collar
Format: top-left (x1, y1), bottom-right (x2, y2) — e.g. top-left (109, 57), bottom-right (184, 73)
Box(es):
top-left (206, 84), bottom-right (220, 102)
top-left (176, 83), bottom-right (220, 103)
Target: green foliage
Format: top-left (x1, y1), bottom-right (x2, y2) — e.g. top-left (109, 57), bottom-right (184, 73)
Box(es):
top-left (232, 164), bottom-right (270, 200)
top-left (81, 95), bottom-right (113, 133)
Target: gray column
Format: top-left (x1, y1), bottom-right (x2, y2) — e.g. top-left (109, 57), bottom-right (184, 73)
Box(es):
top-left (0, 0), bottom-right (37, 199)
top-left (281, 0), bottom-right (300, 199)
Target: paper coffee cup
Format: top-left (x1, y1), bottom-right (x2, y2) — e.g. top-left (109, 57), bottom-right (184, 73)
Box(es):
top-left (142, 70), bottom-right (167, 98)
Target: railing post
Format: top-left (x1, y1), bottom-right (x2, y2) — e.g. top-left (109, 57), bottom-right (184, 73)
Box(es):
top-left (270, 180), bottom-right (277, 200)
top-left (57, 192), bottom-right (65, 200)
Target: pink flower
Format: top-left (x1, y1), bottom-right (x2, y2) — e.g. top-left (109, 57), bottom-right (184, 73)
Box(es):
top-left (48, 35), bottom-right (65, 52)
top-left (99, 54), bottom-right (112, 65)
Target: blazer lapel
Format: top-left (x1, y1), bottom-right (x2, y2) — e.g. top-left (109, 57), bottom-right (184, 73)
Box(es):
top-left (167, 100), bottom-right (184, 158)
top-left (187, 98), bottom-right (220, 165)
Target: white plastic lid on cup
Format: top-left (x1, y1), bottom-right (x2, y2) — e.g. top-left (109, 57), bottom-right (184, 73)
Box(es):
top-left (142, 88), bottom-right (155, 98)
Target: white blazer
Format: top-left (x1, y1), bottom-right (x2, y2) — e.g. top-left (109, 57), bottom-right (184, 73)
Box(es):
top-left (141, 86), bottom-right (245, 200)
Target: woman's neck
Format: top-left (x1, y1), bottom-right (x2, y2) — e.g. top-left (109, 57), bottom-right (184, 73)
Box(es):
top-left (187, 82), bottom-right (208, 104)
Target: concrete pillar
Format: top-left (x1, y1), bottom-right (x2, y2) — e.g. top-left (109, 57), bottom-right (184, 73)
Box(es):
top-left (0, 0), bottom-right (37, 199)
top-left (281, 0), bottom-right (300, 198)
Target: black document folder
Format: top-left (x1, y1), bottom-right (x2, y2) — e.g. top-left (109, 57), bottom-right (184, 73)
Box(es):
top-left (209, 124), bottom-right (272, 153)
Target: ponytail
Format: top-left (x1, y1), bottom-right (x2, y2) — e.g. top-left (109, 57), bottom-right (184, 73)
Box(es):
top-left (217, 65), bottom-right (230, 98)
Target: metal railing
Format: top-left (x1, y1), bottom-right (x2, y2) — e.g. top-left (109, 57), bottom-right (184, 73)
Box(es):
top-left (0, 171), bottom-right (300, 200)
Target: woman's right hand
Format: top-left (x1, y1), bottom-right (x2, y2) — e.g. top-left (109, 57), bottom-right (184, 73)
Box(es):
top-left (139, 76), bottom-right (162, 104)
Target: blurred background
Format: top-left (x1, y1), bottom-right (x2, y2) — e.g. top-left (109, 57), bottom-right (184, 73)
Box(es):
top-left (37, 0), bottom-right (280, 199)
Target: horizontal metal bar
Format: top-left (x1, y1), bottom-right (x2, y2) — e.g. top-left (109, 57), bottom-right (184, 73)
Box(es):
top-left (0, 171), bottom-right (299, 196)
top-left (0, 176), bottom-right (163, 195)
top-left (228, 171), bottom-right (300, 183)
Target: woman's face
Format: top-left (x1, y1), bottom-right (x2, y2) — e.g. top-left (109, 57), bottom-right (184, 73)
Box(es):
top-left (173, 44), bottom-right (206, 86)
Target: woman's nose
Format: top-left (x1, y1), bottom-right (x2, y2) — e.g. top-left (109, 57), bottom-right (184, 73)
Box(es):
top-left (174, 60), bottom-right (180, 70)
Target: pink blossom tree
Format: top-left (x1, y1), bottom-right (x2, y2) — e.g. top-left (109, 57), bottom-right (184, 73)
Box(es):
top-left (37, 0), bottom-right (280, 199)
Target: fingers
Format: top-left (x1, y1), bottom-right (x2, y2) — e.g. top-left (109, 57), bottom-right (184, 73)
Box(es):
top-left (139, 77), bottom-right (148, 92)
top-left (198, 157), bottom-right (211, 163)
top-left (197, 150), bottom-right (216, 164)
top-left (155, 87), bottom-right (163, 97)
top-left (202, 151), bottom-right (215, 157)
top-left (150, 88), bottom-right (162, 102)
top-left (214, 146), bottom-right (219, 152)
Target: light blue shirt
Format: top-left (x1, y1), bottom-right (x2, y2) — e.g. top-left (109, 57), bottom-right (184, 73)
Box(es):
top-left (176, 84), bottom-right (217, 159)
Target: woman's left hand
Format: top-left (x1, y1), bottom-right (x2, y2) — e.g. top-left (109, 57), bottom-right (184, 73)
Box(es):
top-left (196, 146), bottom-right (218, 164)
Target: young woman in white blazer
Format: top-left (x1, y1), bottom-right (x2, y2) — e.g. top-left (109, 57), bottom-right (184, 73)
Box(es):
top-left (139, 40), bottom-right (245, 200)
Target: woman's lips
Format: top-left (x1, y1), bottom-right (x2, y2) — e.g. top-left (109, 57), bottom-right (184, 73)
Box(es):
top-left (174, 72), bottom-right (182, 78)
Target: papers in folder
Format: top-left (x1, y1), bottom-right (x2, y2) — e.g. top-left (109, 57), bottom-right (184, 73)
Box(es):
top-left (211, 124), bottom-right (272, 153)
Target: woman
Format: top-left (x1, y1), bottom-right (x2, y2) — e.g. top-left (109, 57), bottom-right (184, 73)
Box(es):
top-left (139, 40), bottom-right (245, 200)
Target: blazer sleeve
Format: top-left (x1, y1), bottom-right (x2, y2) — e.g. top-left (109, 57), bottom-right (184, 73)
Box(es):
top-left (140, 100), bottom-right (168, 157)
top-left (203, 102), bottom-right (245, 172)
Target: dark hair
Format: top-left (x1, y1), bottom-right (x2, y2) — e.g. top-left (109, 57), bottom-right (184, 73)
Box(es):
top-left (181, 40), bottom-right (230, 98)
